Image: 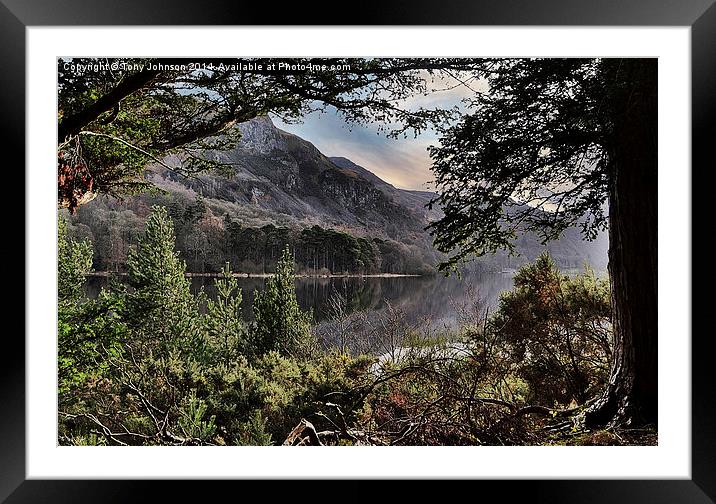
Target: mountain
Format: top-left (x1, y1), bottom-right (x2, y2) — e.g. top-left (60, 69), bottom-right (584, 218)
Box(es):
top-left (328, 156), bottom-right (442, 223)
top-left (156, 116), bottom-right (432, 240)
top-left (67, 115), bottom-right (608, 274)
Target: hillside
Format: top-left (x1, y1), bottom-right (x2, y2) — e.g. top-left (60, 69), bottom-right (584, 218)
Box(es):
top-left (66, 116), bottom-right (607, 274)
top-left (160, 116), bottom-right (431, 236)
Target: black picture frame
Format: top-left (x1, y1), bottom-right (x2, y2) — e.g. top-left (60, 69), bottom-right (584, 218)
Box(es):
top-left (2, 0), bottom-right (711, 501)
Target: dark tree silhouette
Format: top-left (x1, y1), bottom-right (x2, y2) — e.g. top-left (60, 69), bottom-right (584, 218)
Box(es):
top-left (428, 58), bottom-right (657, 427)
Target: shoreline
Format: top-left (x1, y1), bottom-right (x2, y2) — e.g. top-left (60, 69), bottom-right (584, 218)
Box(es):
top-left (86, 272), bottom-right (422, 279)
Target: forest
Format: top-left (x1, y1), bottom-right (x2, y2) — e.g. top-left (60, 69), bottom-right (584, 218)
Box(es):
top-left (60, 209), bottom-right (638, 445)
top-left (57, 57), bottom-right (657, 446)
top-left (65, 190), bottom-right (604, 276)
top-left (65, 194), bottom-right (428, 275)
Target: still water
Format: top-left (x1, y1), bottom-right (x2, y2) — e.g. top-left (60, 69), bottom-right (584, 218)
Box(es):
top-left (85, 272), bottom-right (514, 331)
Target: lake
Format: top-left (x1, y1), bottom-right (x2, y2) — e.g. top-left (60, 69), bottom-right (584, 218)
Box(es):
top-left (85, 271), bottom-right (515, 331)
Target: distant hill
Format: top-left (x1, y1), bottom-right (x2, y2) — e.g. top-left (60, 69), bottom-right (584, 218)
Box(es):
top-left (328, 156), bottom-right (442, 223)
top-left (67, 116), bottom-right (608, 274)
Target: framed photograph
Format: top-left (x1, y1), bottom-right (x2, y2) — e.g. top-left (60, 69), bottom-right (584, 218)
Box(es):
top-left (3, 0), bottom-right (710, 500)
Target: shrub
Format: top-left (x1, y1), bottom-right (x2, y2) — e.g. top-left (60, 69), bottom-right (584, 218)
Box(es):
top-left (489, 253), bottom-right (611, 406)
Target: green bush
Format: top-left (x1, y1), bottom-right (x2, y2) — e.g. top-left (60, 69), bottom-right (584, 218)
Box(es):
top-left (489, 253), bottom-right (611, 406)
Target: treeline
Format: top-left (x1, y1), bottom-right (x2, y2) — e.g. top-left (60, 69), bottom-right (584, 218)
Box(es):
top-left (224, 220), bottom-right (378, 274)
top-left (66, 195), bottom-right (437, 275)
top-left (66, 193), bottom-right (606, 278)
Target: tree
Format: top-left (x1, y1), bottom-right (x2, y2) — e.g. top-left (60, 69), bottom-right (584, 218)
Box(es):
top-left (124, 205), bottom-right (203, 354)
top-left (58, 215), bottom-right (98, 396)
top-left (204, 263), bottom-right (247, 365)
top-left (57, 217), bottom-right (127, 426)
top-left (57, 57), bottom-right (480, 211)
top-left (66, 205), bottom-right (214, 446)
top-left (252, 246), bottom-right (315, 359)
top-left (428, 58), bottom-right (657, 427)
top-left (58, 215), bottom-right (93, 301)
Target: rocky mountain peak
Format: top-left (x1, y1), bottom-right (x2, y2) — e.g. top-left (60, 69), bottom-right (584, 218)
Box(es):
top-left (232, 115), bottom-right (284, 155)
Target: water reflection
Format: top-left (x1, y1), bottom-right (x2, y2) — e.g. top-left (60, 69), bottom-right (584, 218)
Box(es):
top-left (85, 272), bottom-right (514, 331)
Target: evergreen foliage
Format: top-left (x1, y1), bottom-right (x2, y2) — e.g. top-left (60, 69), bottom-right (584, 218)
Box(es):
top-left (124, 205), bottom-right (203, 355)
top-left (427, 58), bottom-right (657, 427)
top-left (490, 253), bottom-right (612, 405)
top-left (204, 263), bottom-right (247, 365)
top-left (58, 213), bottom-right (628, 445)
top-left (252, 247), bottom-right (316, 359)
top-left (428, 59), bottom-right (614, 269)
top-left (58, 216), bottom-right (93, 301)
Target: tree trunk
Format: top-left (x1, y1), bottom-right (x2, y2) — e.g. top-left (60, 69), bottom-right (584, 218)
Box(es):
top-left (585, 59), bottom-right (658, 427)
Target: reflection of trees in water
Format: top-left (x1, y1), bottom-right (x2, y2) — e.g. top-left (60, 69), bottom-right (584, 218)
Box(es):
top-left (85, 273), bottom-right (514, 329)
top-left (359, 274), bottom-right (513, 328)
top-left (304, 273), bottom-right (515, 335)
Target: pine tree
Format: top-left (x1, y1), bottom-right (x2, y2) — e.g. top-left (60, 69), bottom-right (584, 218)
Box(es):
top-left (58, 214), bottom-right (95, 397)
top-left (252, 246), bottom-right (315, 359)
top-left (124, 205), bottom-right (202, 354)
top-left (204, 263), bottom-right (247, 365)
top-left (58, 215), bottom-right (93, 301)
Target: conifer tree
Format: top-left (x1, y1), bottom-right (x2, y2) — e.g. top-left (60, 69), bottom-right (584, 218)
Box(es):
top-left (58, 216), bottom-right (93, 302)
top-left (58, 215), bottom-right (95, 397)
top-left (204, 263), bottom-right (247, 364)
top-left (124, 205), bottom-right (202, 353)
top-left (252, 246), bottom-right (315, 359)
top-left (429, 58), bottom-right (657, 427)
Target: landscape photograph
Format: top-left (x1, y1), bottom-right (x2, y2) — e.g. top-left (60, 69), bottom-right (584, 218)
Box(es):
top-left (57, 57), bottom-right (657, 446)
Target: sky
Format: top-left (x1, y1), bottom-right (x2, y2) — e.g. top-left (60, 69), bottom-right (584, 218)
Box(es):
top-left (272, 110), bottom-right (437, 191)
top-left (271, 74), bottom-right (482, 191)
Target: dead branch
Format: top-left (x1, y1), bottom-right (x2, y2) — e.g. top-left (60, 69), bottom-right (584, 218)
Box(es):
top-left (283, 419), bottom-right (323, 446)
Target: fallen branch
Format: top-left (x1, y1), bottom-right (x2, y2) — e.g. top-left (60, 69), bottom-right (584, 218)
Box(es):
top-left (283, 419), bottom-right (389, 446)
top-left (283, 419), bottom-right (323, 446)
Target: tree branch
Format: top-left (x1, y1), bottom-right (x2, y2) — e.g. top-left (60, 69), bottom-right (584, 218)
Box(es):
top-left (58, 68), bottom-right (161, 143)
